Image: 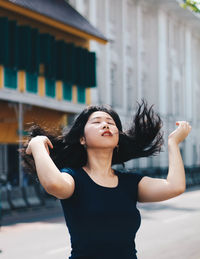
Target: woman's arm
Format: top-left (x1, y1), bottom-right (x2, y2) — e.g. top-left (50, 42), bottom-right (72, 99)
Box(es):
top-left (26, 136), bottom-right (75, 199)
top-left (138, 121), bottom-right (191, 202)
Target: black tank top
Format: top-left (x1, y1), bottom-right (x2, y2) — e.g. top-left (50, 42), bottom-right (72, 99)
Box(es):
top-left (60, 167), bottom-right (143, 259)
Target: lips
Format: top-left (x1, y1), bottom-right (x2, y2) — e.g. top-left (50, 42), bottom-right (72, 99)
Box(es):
top-left (102, 130), bottom-right (113, 136)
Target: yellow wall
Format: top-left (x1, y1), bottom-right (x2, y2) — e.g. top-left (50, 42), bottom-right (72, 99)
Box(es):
top-left (0, 101), bottom-right (68, 144)
top-left (86, 88), bottom-right (91, 105)
top-left (38, 76), bottom-right (45, 97)
top-left (0, 66), bottom-right (3, 88)
top-left (18, 71), bottom-right (26, 92)
top-left (72, 85), bottom-right (77, 103)
top-left (56, 81), bottom-right (63, 101)
top-left (24, 106), bottom-right (67, 129)
top-left (0, 101), bottom-right (18, 143)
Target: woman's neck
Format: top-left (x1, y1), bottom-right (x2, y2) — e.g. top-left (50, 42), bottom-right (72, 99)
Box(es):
top-left (83, 148), bottom-right (114, 177)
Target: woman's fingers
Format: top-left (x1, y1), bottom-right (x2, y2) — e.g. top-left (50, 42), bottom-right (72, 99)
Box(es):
top-left (169, 121), bottom-right (192, 144)
top-left (43, 141), bottom-right (49, 155)
top-left (45, 138), bottom-right (53, 155)
top-left (25, 136), bottom-right (53, 155)
top-left (44, 138), bottom-right (53, 155)
top-left (46, 138), bottom-right (54, 149)
top-left (176, 121), bottom-right (191, 133)
top-left (26, 145), bottom-right (32, 155)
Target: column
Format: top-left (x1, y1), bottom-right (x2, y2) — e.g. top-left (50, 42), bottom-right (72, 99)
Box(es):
top-left (158, 10), bottom-right (168, 168)
top-left (136, 4), bottom-right (143, 101)
top-left (88, 0), bottom-right (99, 105)
top-left (122, 0), bottom-right (127, 112)
top-left (18, 102), bottom-right (23, 187)
top-left (184, 28), bottom-right (193, 166)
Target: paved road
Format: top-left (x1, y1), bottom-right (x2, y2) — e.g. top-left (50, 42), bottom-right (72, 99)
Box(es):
top-left (1, 187), bottom-right (200, 259)
top-left (136, 187), bottom-right (200, 259)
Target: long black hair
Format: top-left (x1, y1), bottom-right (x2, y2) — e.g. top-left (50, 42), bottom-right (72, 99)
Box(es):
top-left (21, 100), bottom-right (163, 174)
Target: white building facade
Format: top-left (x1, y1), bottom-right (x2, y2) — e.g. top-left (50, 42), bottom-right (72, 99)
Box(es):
top-left (68, 0), bottom-right (200, 170)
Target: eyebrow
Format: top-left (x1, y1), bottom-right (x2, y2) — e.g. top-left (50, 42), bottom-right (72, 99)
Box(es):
top-left (90, 116), bottom-right (114, 121)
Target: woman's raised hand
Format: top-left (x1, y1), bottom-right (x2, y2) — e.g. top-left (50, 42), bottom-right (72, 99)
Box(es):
top-left (168, 121), bottom-right (192, 145)
top-left (26, 136), bottom-right (53, 155)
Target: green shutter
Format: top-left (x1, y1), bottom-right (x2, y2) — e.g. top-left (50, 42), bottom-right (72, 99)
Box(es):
top-left (18, 26), bottom-right (31, 70)
top-left (0, 17), bottom-right (97, 87)
top-left (77, 87), bottom-right (85, 103)
top-left (89, 52), bottom-right (96, 87)
top-left (75, 47), bottom-right (86, 87)
top-left (40, 34), bottom-right (51, 64)
top-left (47, 37), bottom-right (56, 79)
top-left (63, 82), bottom-right (72, 101)
top-left (26, 73), bottom-right (38, 93)
top-left (40, 34), bottom-right (55, 79)
top-left (82, 48), bottom-right (88, 87)
top-left (56, 40), bottom-right (67, 80)
top-left (75, 47), bottom-right (81, 86)
top-left (0, 17), bottom-right (9, 66)
top-left (55, 41), bottom-right (62, 80)
top-left (30, 28), bottom-right (40, 74)
top-left (4, 67), bottom-right (17, 89)
top-left (85, 50), bottom-right (90, 87)
top-left (84, 51), bottom-right (97, 87)
top-left (65, 43), bottom-right (76, 83)
top-left (45, 79), bottom-right (55, 98)
top-left (8, 20), bottom-right (19, 69)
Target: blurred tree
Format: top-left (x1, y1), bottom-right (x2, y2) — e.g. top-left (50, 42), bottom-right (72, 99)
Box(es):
top-left (181, 0), bottom-right (200, 12)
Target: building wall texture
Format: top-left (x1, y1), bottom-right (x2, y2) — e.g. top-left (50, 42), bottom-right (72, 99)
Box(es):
top-left (69, 0), bottom-right (200, 169)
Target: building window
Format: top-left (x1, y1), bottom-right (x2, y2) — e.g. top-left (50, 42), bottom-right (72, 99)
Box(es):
top-left (45, 78), bottom-right (55, 98)
top-left (26, 73), bottom-right (38, 93)
top-left (4, 67), bottom-right (17, 89)
top-left (63, 82), bottom-right (72, 101)
top-left (77, 87), bottom-right (85, 103)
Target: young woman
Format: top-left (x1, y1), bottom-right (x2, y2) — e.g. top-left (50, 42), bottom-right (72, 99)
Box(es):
top-left (21, 101), bottom-right (191, 259)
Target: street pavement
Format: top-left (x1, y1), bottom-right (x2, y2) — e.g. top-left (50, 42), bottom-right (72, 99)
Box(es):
top-left (0, 186), bottom-right (200, 259)
top-left (136, 186), bottom-right (200, 259)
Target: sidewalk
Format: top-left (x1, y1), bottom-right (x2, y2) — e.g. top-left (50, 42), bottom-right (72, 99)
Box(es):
top-left (2, 186), bottom-right (199, 227)
top-left (1, 198), bottom-right (63, 226)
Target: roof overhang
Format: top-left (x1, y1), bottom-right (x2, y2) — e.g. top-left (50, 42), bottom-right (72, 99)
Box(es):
top-left (0, 0), bottom-right (107, 44)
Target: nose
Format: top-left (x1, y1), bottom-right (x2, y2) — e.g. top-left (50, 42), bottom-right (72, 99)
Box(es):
top-left (102, 122), bottom-right (109, 129)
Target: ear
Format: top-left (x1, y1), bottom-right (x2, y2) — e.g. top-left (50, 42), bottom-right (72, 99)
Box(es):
top-left (80, 136), bottom-right (86, 145)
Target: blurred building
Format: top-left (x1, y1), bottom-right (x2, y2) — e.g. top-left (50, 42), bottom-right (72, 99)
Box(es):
top-left (1, 0), bottom-right (200, 187)
top-left (68, 0), bottom-right (200, 170)
top-left (0, 0), bottom-right (106, 185)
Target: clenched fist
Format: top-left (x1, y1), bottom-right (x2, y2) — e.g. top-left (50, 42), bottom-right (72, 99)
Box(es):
top-left (168, 121), bottom-right (192, 145)
top-left (26, 136), bottom-right (53, 155)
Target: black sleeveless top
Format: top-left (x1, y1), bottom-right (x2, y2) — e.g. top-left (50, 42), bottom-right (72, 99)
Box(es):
top-left (60, 168), bottom-right (143, 259)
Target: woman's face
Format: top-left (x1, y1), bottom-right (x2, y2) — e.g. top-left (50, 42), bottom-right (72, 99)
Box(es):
top-left (81, 111), bottom-right (119, 150)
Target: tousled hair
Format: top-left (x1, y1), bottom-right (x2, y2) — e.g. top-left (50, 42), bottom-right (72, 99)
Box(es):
top-left (20, 100), bottom-right (163, 174)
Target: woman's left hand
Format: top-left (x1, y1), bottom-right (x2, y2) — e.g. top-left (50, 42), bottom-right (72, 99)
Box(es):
top-left (168, 121), bottom-right (192, 145)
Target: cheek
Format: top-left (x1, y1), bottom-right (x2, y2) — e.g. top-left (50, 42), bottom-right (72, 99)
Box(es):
top-left (84, 125), bottom-right (98, 142)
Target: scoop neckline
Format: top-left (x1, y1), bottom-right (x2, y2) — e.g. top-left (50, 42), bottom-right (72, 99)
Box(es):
top-left (81, 168), bottom-right (120, 189)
